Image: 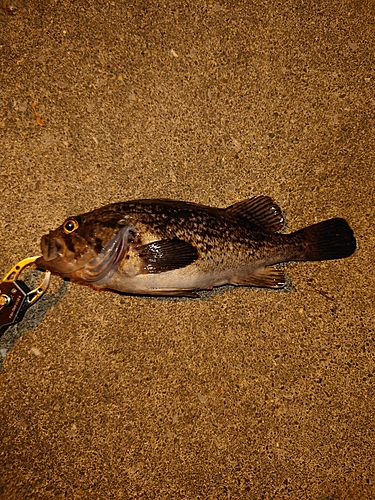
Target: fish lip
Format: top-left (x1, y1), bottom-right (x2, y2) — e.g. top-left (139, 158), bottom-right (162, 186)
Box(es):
top-left (40, 234), bottom-right (59, 261)
top-left (35, 235), bottom-right (61, 271)
top-left (36, 233), bottom-right (87, 276)
top-left (35, 255), bottom-right (49, 270)
top-left (35, 254), bottom-right (79, 275)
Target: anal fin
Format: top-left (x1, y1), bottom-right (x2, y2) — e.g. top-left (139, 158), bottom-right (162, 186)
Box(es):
top-left (232, 267), bottom-right (287, 289)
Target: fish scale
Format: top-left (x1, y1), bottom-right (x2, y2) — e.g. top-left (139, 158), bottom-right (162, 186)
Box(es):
top-left (35, 196), bottom-right (356, 297)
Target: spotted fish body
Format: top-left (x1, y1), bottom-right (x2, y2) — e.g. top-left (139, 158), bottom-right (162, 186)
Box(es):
top-left (36, 196), bottom-right (356, 296)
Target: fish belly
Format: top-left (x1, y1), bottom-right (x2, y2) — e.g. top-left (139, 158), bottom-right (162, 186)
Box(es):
top-left (101, 266), bottom-right (232, 295)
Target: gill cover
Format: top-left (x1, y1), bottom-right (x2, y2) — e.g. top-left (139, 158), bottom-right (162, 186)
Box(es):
top-left (79, 225), bottom-right (136, 284)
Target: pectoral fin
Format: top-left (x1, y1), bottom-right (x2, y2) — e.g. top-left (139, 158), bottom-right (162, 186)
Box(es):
top-left (138, 238), bottom-right (199, 274)
top-left (232, 267), bottom-right (287, 289)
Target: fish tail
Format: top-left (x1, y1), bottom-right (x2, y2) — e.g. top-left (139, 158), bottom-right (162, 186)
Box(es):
top-left (293, 218), bottom-right (356, 261)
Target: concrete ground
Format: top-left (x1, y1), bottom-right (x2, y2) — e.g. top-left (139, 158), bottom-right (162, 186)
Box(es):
top-left (0, 1), bottom-right (374, 498)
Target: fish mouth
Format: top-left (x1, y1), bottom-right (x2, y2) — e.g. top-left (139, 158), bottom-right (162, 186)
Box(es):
top-left (35, 234), bottom-right (87, 275)
top-left (39, 234), bottom-right (61, 262)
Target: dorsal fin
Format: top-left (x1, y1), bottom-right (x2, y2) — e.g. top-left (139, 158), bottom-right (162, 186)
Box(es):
top-left (225, 196), bottom-right (284, 233)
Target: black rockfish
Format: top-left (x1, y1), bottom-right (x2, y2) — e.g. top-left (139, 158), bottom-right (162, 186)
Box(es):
top-left (35, 196), bottom-right (356, 297)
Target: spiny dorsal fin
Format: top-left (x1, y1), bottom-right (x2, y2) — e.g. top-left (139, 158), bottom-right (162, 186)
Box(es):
top-left (225, 196), bottom-right (284, 233)
top-left (138, 238), bottom-right (198, 274)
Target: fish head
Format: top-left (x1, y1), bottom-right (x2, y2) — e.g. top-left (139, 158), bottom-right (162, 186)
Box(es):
top-left (36, 210), bottom-right (136, 284)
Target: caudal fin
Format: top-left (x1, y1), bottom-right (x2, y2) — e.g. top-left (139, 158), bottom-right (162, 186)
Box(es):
top-left (295, 218), bottom-right (356, 261)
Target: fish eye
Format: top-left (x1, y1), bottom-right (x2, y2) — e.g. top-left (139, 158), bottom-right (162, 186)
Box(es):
top-left (63, 218), bottom-right (79, 234)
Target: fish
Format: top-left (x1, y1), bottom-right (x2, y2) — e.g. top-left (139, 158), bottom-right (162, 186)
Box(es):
top-left (35, 196), bottom-right (356, 297)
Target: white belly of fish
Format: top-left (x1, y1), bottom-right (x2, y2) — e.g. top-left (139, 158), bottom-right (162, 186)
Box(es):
top-left (101, 264), bottom-right (230, 295)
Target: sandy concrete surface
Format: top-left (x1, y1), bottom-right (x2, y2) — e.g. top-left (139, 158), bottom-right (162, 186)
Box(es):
top-left (0, 1), bottom-right (374, 498)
